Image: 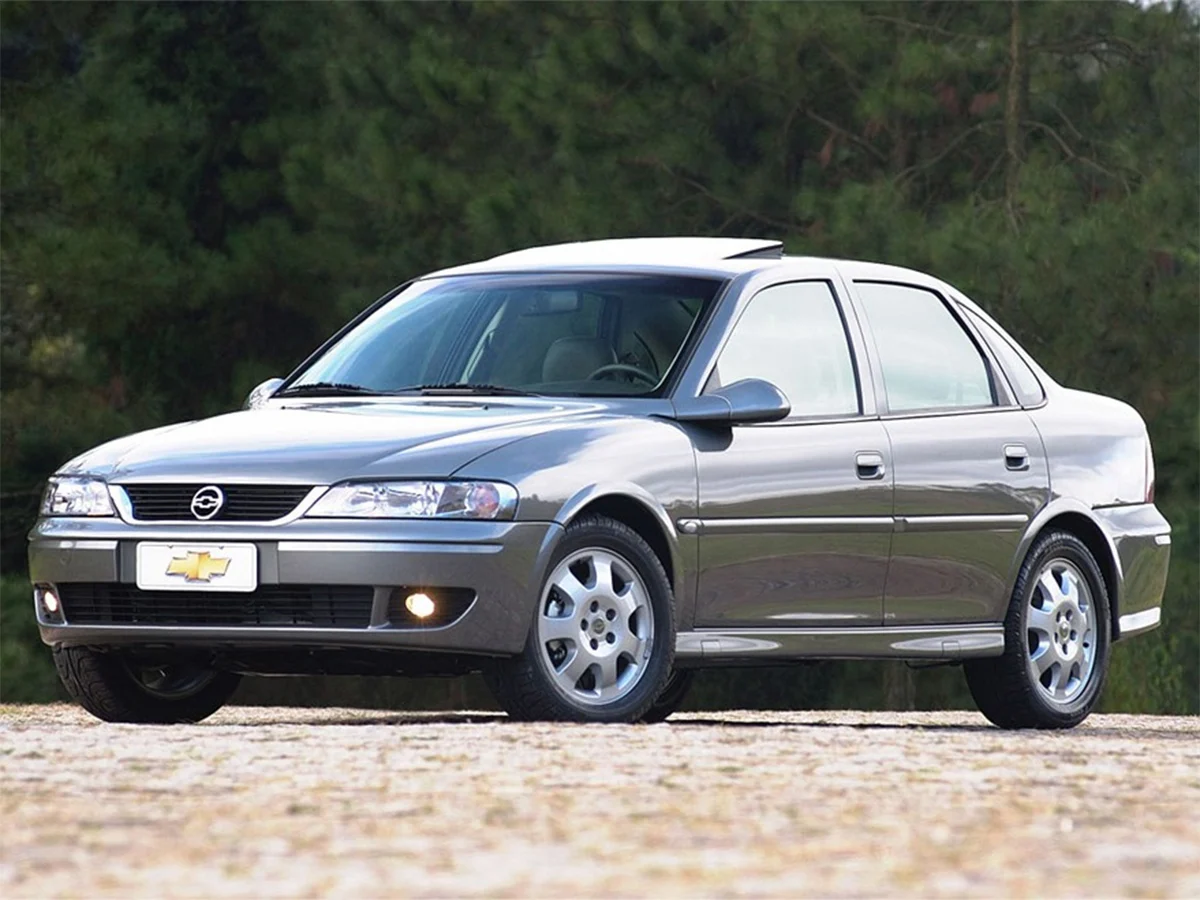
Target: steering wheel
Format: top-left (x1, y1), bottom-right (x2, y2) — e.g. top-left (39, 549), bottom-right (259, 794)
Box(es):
top-left (586, 363), bottom-right (658, 385)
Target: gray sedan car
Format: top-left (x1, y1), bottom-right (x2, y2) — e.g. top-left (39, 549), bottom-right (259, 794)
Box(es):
top-left (31, 237), bottom-right (1170, 728)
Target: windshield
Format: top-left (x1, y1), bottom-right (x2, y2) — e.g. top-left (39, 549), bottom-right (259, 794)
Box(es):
top-left (288, 273), bottom-right (721, 396)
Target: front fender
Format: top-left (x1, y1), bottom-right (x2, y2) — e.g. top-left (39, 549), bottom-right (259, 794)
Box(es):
top-left (453, 416), bottom-right (700, 630)
top-left (554, 480), bottom-right (685, 588)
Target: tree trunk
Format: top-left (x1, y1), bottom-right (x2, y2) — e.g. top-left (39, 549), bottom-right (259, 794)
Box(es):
top-left (1004, 0), bottom-right (1026, 227)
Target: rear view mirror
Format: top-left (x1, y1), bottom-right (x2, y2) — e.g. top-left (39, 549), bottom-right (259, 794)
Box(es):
top-left (671, 378), bottom-right (790, 426)
top-left (244, 377), bottom-right (284, 410)
top-left (524, 291), bottom-right (582, 315)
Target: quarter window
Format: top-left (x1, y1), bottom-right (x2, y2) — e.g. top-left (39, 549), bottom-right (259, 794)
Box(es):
top-left (706, 281), bottom-right (859, 418)
top-left (856, 282), bottom-right (994, 413)
top-left (963, 307), bottom-right (1046, 406)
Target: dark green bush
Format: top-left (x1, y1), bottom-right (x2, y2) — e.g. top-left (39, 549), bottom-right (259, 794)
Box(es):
top-left (0, 574), bottom-right (64, 702)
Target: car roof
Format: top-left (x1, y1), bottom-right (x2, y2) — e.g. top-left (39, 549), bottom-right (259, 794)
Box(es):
top-left (423, 237), bottom-right (784, 279)
top-left (421, 236), bottom-right (945, 287)
top-left (488, 237), bottom-right (785, 265)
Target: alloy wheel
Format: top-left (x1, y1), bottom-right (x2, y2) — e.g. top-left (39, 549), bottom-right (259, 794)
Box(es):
top-left (1025, 558), bottom-right (1098, 705)
top-left (537, 548), bottom-right (655, 706)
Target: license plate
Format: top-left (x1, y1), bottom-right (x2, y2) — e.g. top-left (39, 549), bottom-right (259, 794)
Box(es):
top-left (136, 543), bottom-right (258, 592)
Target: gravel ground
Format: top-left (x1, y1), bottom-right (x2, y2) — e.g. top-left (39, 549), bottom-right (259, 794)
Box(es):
top-left (1, 704), bottom-right (1197, 898)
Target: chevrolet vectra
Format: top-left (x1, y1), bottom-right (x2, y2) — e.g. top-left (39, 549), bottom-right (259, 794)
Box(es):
top-left (31, 238), bottom-right (1171, 728)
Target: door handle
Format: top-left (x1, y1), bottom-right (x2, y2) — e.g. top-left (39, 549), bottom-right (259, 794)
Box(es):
top-left (856, 451), bottom-right (886, 481)
top-left (1004, 443), bottom-right (1030, 471)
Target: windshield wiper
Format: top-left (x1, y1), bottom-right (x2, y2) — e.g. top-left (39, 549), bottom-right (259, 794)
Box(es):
top-left (278, 382), bottom-right (384, 397)
top-left (398, 382), bottom-right (540, 397)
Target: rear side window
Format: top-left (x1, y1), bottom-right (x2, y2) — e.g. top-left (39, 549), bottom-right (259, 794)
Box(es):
top-left (856, 282), bottom-right (994, 413)
top-left (706, 281), bottom-right (860, 418)
top-left (962, 307), bottom-right (1046, 406)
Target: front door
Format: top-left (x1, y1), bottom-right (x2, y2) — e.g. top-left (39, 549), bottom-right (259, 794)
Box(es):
top-left (693, 279), bottom-right (893, 627)
top-left (850, 280), bottom-right (1051, 625)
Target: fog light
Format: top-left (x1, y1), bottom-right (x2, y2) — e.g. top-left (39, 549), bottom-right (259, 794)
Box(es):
top-left (405, 592), bottom-right (435, 619)
top-left (35, 585), bottom-right (63, 622)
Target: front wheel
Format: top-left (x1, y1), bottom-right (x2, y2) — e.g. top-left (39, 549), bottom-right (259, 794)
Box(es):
top-left (485, 514), bottom-right (675, 722)
top-left (53, 646), bottom-right (241, 724)
top-left (640, 669), bottom-right (696, 723)
top-left (965, 531), bottom-right (1111, 729)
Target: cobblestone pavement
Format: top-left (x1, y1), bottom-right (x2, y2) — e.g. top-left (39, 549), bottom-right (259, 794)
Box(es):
top-left (1, 704), bottom-right (1197, 898)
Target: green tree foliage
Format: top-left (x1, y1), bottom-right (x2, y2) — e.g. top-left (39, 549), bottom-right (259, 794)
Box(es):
top-left (2, 1), bottom-right (1196, 711)
top-left (0, 574), bottom-right (63, 701)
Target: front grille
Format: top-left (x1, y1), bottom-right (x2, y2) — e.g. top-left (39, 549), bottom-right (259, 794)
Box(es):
top-left (59, 584), bottom-right (374, 628)
top-left (122, 484), bottom-right (312, 522)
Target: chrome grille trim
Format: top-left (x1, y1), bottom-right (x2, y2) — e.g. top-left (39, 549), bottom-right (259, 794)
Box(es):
top-left (111, 485), bottom-right (327, 525)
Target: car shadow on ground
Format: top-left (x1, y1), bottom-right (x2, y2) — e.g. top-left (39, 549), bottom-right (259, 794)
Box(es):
top-left (671, 716), bottom-right (998, 732)
top-left (210, 710), bottom-right (1196, 738)
top-left (220, 711), bottom-right (509, 727)
top-left (218, 710), bottom-right (1000, 731)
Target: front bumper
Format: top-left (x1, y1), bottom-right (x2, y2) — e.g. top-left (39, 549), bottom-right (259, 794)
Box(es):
top-left (1093, 503), bottom-right (1171, 639)
top-left (29, 517), bottom-right (561, 656)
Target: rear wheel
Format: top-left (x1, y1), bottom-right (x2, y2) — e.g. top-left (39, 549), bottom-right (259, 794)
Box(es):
top-left (53, 646), bottom-right (240, 724)
top-left (965, 531), bottom-right (1110, 729)
top-left (485, 514), bottom-right (674, 722)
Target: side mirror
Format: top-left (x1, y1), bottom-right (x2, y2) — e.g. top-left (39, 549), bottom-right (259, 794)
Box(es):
top-left (244, 377), bottom-right (284, 410)
top-left (671, 378), bottom-right (790, 426)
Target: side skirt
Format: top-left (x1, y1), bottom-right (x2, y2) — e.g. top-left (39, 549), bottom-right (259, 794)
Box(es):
top-left (675, 624), bottom-right (1005, 664)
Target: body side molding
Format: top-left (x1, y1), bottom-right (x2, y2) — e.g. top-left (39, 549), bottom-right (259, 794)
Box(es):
top-left (686, 514), bottom-right (1028, 535)
top-left (894, 514), bottom-right (1028, 532)
top-left (689, 516), bottom-right (894, 534)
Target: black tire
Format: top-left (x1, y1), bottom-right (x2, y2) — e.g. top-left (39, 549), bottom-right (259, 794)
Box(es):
top-left (640, 669), bottom-right (696, 723)
top-left (965, 530), bottom-right (1111, 729)
top-left (53, 646), bottom-right (241, 724)
top-left (485, 514), bottom-right (675, 723)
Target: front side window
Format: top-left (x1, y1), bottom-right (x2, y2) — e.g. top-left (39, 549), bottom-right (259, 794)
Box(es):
top-left (856, 282), bottom-right (994, 413)
top-left (289, 274), bottom-right (720, 397)
top-left (963, 307), bottom-right (1046, 406)
top-left (705, 281), bottom-right (860, 418)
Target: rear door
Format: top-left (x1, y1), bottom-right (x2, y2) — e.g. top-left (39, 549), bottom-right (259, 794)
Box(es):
top-left (849, 280), bottom-right (1049, 625)
top-left (693, 278), bottom-right (893, 627)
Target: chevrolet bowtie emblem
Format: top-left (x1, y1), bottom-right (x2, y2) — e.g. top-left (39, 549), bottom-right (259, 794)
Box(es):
top-left (166, 551), bottom-right (231, 583)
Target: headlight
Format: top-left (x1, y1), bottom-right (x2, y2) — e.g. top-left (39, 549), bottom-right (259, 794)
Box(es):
top-left (305, 481), bottom-right (518, 520)
top-left (40, 477), bottom-right (115, 517)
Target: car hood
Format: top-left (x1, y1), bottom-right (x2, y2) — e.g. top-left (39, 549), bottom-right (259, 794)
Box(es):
top-left (60, 398), bottom-right (613, 484)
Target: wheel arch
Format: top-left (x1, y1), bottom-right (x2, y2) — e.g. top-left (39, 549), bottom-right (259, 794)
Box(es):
top-left (557, 487), bottom-right (681, 592)
top-left (1013, 500), bottom-right (1123, 639)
